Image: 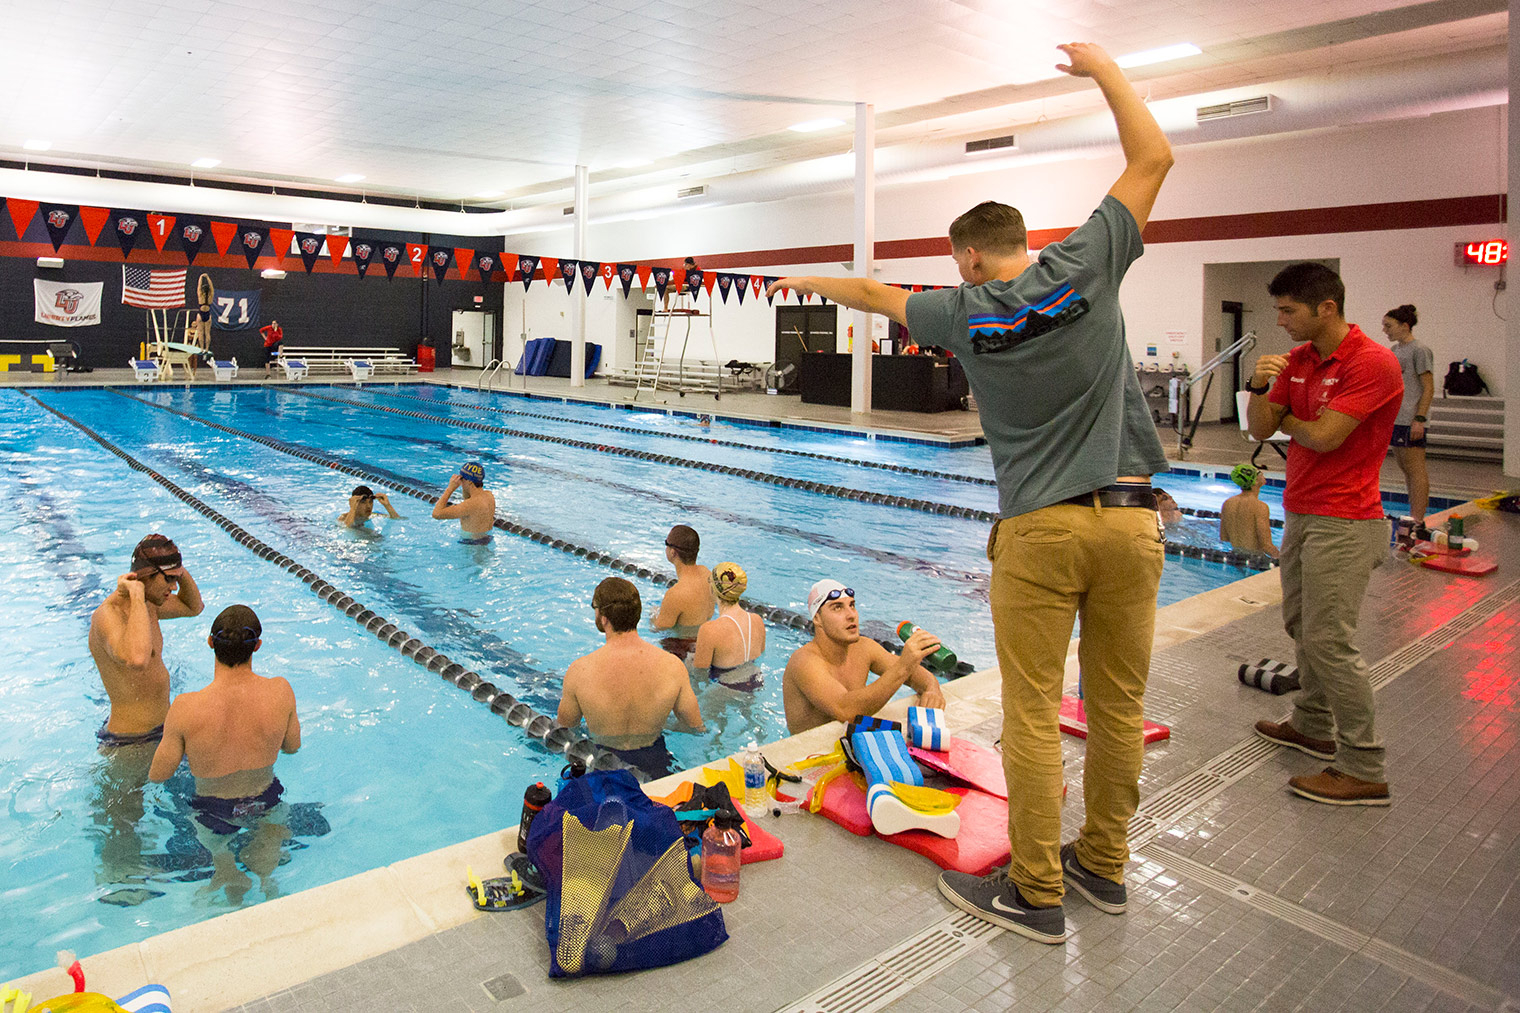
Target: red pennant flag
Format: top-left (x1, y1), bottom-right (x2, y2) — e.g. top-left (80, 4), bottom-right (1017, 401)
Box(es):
top-left (405, 243), bottom-right (425, 277)
top-left (6, 198), bottom-right (38, 240)
top-left (454, 247), bottom-right (474, 278)
top-left (328, 234), bottom-right (349, 263)
top-left (79, 206), bottom-right (110, 245)
top-left (145, 213), bottom-right (175, 252)
top-left (267, 227), bottom-right (293, 264)
top-left (539, 257), bottom-right (558, 289)
top-left (702, 272), bottom-right (716, 297)
top-left (210, 220), bottom-right (238, 256)
top-left (636, 264), bottom-right (652, 289)
top-left (750, 275), bottom-right (763, 299)
top-left (601, 263), bottom-right (615, 289)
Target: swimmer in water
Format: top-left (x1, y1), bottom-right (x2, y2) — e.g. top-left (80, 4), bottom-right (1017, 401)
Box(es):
top-left (693, 562), bottom-right (766, 691)
top-left (1219, 464), bottom-right (1279, 557)
top-left (1153, 487), bottom-right (1184, 527)
top-left (651, 524), bottom-right (715, 660)
top-left (338, 485), bottom-right (402, 529)
top-left (432, 461), bottom-right (496, 544)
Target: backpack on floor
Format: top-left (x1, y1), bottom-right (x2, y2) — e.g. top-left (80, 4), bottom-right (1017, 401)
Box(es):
top-left (1443, 359), bottom-right (1489, 396)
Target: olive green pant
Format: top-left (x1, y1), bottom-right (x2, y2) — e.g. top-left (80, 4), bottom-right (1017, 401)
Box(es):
top-left (989, 502), bottom-right (1164, 907)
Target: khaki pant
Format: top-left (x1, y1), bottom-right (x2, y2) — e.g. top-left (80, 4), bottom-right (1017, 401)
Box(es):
top-left (989, 501), bottom-right (1164, 907)
top-left (1281, 511), bottom-right (1390, 783)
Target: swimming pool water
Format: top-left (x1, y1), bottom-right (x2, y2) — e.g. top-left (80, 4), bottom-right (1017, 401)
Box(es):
top-left (0, 383), bottom-right (1255, 977)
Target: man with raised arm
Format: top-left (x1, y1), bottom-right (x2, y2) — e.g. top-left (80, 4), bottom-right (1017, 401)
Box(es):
top-left (431, 461), bottom-right (496, 544)
top-left (782, 580), bottom-right (945, 735)
top-left (89, 533), bottom-right (206, 750)
top-left (770, 43), bottom-right (1174, 944)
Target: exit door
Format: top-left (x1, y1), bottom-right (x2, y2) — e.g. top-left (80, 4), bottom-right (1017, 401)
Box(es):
top-left (451, 310), bottom-right (496, 368)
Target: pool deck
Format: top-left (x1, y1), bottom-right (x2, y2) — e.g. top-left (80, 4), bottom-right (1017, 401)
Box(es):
top-left (8, 372), bottom-right (1520, 1012)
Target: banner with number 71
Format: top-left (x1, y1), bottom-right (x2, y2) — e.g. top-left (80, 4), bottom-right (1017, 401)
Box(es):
top-left (211, 289), bottom-right (262, 331)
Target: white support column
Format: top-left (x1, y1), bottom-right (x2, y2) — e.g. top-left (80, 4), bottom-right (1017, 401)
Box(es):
top-left (851, 102), bottom-right (875, 415)
top-left (570, 163), bottom-right (589, 388)
top-left (1505, 3), bottom-right (1519, 478)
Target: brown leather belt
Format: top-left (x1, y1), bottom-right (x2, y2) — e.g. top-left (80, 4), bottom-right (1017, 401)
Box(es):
top-left (1060, 485), bottom-right (1157, 510)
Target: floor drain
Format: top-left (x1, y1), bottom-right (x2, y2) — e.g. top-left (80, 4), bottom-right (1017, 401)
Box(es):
top-left (481, 973), bottom-right (526, 1001)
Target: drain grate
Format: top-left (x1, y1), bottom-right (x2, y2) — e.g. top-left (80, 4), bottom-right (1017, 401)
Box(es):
top-left (774, 913), bottom-right (1001, 1013)
top-left (1139, 843), bottom-right (1507, 1010)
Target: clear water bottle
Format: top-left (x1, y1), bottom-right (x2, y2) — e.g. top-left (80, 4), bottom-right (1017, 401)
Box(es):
top-left (740, 742), bottom-right (767, 816)
top-left (700, 809), bottom-right (744, 903)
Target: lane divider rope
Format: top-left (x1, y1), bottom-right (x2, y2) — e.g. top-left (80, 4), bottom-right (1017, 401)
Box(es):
top-left (21, 389), bottom-right (605, 767)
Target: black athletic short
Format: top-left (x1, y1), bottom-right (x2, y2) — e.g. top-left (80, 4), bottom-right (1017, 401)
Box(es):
top-left (1390, 424), bottom-right (1426, 448)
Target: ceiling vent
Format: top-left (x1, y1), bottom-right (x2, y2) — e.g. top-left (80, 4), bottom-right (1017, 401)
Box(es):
top-left (563, 206), bottom-right (575, 215)
top-left (1196, 95), bottom-right (1272, 123)
top-left (676, 184), bottom-right (708, 200)
top-left (291, 222), bottom-right (351, 236)
top-left (965, 134), bottom-right (1017, 155)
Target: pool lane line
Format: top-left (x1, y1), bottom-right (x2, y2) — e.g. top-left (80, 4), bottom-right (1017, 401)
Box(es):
top-left (105, 388), bottom-right (873, 650)
top-left (282, 386), bottom-right (1271, 572)
top-left (21, 388), bottom-right (605, 768)
top-left (368, 384), bottom-right (998, 487)
top-left (1178, 504), bottom-right (1285, 530)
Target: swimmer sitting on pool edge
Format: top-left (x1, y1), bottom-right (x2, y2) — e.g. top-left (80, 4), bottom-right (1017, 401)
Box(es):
top-left (432, 462), bottom-right (496, 544)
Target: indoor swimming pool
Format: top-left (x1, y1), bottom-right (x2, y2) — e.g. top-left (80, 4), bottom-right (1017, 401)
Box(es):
top-left (1, 382), bottom-right (1274, 976)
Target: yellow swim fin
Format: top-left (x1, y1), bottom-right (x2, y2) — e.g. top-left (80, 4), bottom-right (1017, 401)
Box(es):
top-left (886, 782), bottom-right (963, 815)
top-left (555, 812), bottom-right (634, 975)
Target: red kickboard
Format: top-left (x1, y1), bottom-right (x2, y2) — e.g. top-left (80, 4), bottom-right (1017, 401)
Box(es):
top-left (1409, 540), bottom-right (1472, 557)
top-left (737, 810), bottom-right (784, 864)
top-left (1059, 695), bottom-right (1171, 743)
top-left (806, 772), bottom-right (1011, 876)
top-left (1419, 553), bottom-right (1497, 576)
top-left (909, 739), bottom-right (1007, 800)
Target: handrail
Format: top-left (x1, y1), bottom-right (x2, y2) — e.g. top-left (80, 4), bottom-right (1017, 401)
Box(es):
top-left (1176, 331), bottom-right (1256, 458)
top-left (477, 358), bottom-right (501, 389)
top-left (1187, 331), bottom-right (1256, 390)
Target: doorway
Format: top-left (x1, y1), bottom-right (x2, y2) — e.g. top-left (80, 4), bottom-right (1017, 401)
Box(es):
top-left (1220, 301), bottom-right (1243, 422)
top-left (774, 304), bottom-right (838, 391)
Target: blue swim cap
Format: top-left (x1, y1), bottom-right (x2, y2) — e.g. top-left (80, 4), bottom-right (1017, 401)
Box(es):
top-left (459, 462), bottom-right (485, 486)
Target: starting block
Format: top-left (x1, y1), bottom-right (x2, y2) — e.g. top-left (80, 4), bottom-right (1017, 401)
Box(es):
top-left (347, 358), bottom-right (374, 383)
top-left (212, 358), bottom-right (238, 382)
top-left (129, 358), bottom-right (164, 382)
top-left (280, 358), bottom-right (309, 382)
top-left (1059, 695), bottom-right (1171, 744)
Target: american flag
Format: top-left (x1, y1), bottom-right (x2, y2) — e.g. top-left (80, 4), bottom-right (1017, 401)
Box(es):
top-left (121, 266), bottom-right (187, 309)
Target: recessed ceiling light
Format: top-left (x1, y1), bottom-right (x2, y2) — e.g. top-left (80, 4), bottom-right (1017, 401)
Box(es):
top-left (191, 157), bottom-right (220, 169)
top-left (473, 190), bottom-right (503, 199)
top-left (1115, 43), bottom-right (1202, 69)
top-left (788, 118), bottom-right (845, 133)
top-left (334, 173), bottom-right (365, 183)
top-left (23, 139), bottom-right (50, 151)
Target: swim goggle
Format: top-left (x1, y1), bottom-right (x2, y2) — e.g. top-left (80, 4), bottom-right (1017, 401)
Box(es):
top-left (820, 587), bottom-right (855, 604)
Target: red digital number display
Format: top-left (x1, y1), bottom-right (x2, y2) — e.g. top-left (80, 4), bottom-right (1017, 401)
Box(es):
top-left (1459, 240), bottom-right (1508, 265)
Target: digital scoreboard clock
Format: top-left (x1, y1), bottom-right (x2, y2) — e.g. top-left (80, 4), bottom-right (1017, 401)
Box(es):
top-left (1455, 239), bottom-right (1508, 265)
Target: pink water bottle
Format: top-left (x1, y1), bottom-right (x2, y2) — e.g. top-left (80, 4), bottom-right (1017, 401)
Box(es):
top-left (699, 809), bottom-right (744, 903)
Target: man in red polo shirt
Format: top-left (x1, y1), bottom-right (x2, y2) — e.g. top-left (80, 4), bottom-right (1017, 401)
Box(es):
top-left (1246, 262), bottom-right (1401, 806)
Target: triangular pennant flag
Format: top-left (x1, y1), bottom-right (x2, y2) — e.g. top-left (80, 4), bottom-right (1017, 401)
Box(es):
top-left (749, 275), bottom-right (763, 299)
top-left (327, 234), bottom-right (349, 264)
top-left (702, 271), bottom-right (716, 297)
top-left (176, 217), bottom-right (207, 264)
top-left (350, 238), bottom-right (375, 279)
top-left (40, 203), bottom-right (75, 252)
top-left (237, 224), bottom-right (269, 268)
top-left (210, 220), bottom-right (238, 256)
top-left (295, 232), bottom-right (325, 273)
top-left (112, 210), bottom-right (146, 258)
top-left (475, 251), bottom-right (498, 282)
top-left (517, 254), bottom-right (541, 290)
top-left (636, 264), bottom-right (652, 290)
top-left (540, 257), bottom-right (559, 289)
top-left (146, 213), bottom-right (175, 252)
top-left (715, 273), bottom-right (733, 304)
top-left (558, 258), bottom-right (578, 290)
top-left (428, 245), bottom-right (454, 283)
top-left (734, 274), bottom-right (747, 305)
top-left (795, 287), bottom-right (806, 304)
top-left (380, 242), bottom-right (405, 280)
top-left (267, 227), bottom-right (293, 264)
top-left (406, 243), bottom-right (426, 277)
top-left (600, 262), bottom-right (615, 290)
top-left (684, 268), bottom-right (703, 297)
top-left (6, 198), bottom-right (38, 240)
top-left (616, 263), bottom-right (637, 298)
top-left (651, 266), bottom-right (672, 301)
top-left (450, 246), bottom-right (471, 279)
top-left (763, 276), bottom-right (780, 306)
top-left (79, 206), bottom-right (110, 246)
top-left (580, 260), bottom-right (599, 295)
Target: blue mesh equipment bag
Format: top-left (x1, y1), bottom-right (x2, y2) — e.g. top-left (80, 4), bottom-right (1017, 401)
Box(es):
top-left (525, 768), bottom-right (728, 977)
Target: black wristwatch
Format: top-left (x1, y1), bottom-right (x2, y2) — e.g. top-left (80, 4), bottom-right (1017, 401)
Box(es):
top-left (1244, 378), bottom-right (1272, 395)
top-left (1413, 414), bottom-right (1428, 423)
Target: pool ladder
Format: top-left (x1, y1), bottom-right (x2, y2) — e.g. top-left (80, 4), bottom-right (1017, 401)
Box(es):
top-left (478, 358), bottom-right (504, 390)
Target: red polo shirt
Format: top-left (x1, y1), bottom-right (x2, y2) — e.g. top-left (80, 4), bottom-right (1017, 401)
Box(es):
top-left (1268, 324), bottom-right (1401, 519)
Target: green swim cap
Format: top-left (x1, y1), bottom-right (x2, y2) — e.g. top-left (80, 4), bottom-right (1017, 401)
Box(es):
top-left (1229, 463), bottom-right (1261, 490)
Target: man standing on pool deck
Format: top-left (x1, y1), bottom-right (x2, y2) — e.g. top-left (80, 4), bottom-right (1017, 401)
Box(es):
top-left (432, 462), bottom-right (496, 543)
top-left (769, 43), bottom-right (1173, 944)
top-left (89, 534), bottom-right (206, 748)
top-left (149, 604), bottom-right (301, 902)
top-left (557, 577), bottom-right (704, 781)
top-left (1247, 263), bottom-right (1401, 806)
top-left (651, 524), bottom-right (715, 659)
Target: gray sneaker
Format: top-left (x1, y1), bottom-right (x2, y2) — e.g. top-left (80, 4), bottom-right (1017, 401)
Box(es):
top-left (937, 870), bottom-right (1066, 944)
top-left (1060, 842), bottom-right (1126, 914)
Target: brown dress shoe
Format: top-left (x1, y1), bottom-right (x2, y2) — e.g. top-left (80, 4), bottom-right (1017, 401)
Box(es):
top-left (1289, 767), bottom-right (1391, 806)
top-left (1254, 719), bottom-right (1335, 760)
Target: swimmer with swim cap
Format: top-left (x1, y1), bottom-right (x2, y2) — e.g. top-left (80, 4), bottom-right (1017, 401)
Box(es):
top-left (433, 461), bottom-right (497, 543)
top-left (1219, 463), bottom-right (1278, 557)
top-left (694, 562), bottom-right (767, 691)
top-left (339, 484), bottom-right (402, 528)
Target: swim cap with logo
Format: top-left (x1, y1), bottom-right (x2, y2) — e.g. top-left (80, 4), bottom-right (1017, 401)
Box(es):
top-left (1229, 463), bottom-right (1262, 490)
top-left (711, 562), bottom-right (747, 603)
top-left (459, 462), bottom-right (486, 486)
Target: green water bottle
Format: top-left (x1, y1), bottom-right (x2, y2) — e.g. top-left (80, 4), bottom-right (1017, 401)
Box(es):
top-left (897, 621), bottom-right (957, 674)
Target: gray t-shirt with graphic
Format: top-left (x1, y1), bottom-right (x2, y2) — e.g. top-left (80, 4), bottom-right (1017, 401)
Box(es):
top-left (905, 196), bottom-right (1167, 519)
top-left (1391, 339), bottom-right (1433, 425)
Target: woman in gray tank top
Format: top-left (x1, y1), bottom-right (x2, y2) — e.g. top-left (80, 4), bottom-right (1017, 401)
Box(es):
top-left (1381, 304), bottom-right (1433, 524)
